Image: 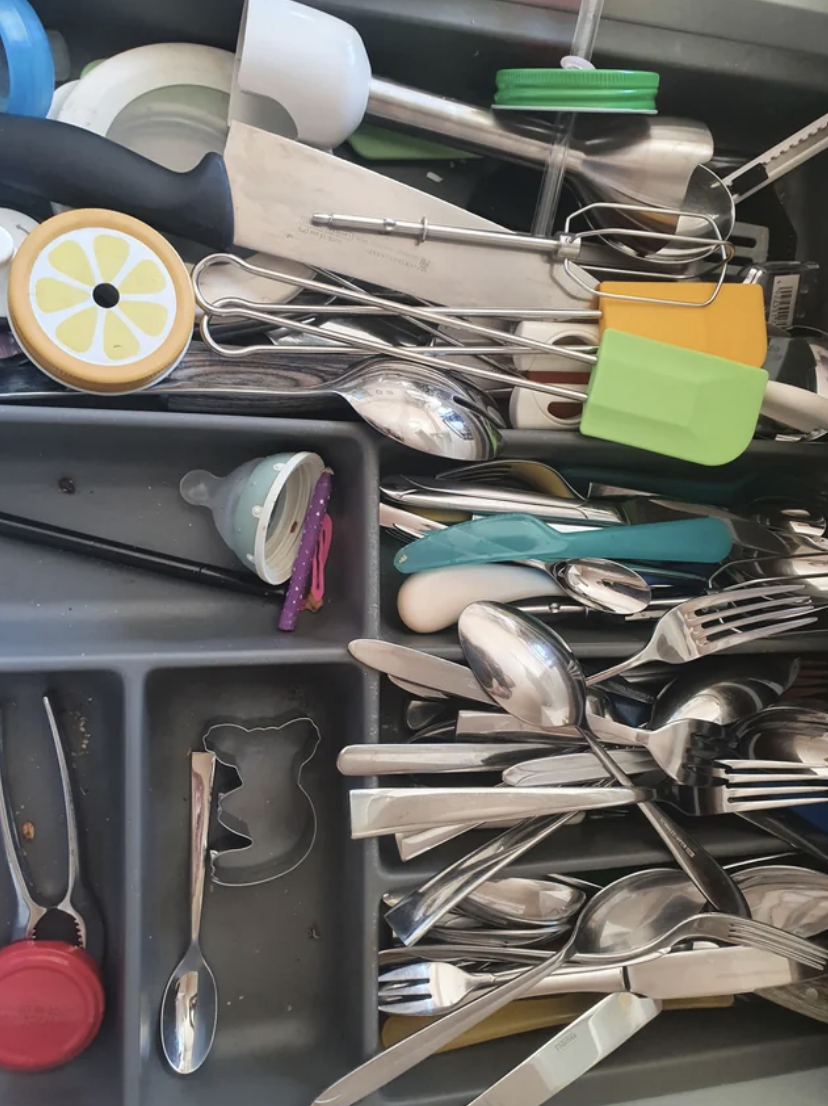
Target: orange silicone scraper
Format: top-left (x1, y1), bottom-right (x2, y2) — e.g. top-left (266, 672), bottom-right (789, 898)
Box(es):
top-left (598, 282), bottom-right (767, 367)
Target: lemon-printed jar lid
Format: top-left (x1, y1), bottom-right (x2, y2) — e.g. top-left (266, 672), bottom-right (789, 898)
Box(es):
top-left (8, 208), bottom-right (194, 393)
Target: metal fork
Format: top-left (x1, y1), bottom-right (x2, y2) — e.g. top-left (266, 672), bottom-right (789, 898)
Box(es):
top-left (376, 937), bottom-right (825, 1016)
top-left (523, 714), bottom-right (731, 786)
top-left (667, 769), bottom-right (828, 815)
top-left (587, 582), bottom-right (816, 685)
top-left (378, 961), bottom-right (554, 1015)
top-left (708, 760), bottom-right (828, 783)
top-left (576, 913), bottom-right (828, 971)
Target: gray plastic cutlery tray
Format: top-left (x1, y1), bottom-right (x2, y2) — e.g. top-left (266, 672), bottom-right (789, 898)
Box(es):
top-left (0, 406), bottom-right (825, 1106)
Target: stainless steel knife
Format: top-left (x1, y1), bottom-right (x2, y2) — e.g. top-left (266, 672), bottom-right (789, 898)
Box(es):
top-left (336, 741), bottom-right (552, 776)
top-left (380, 475), bottom-right (624, 527)
top-left (536, 944), bottom-right (819, 1000)
top-left (503, 748), bottom-right (658, 786)
top-left (348, 640), bottom-right (493, 704)
top-left (347, 642), bottom-right (641, 746)
top-left (455, 709), bottom-right (581, 739)
top-left (349, 784), bottom-right (651, 837)
top-left (0, 116), bottom-right (593, 309)
top-left (465, 992), bottom-right (661, 1106)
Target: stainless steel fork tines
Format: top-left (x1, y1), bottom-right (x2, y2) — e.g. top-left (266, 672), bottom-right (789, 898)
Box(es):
top-left (668, 768), bottom-right (828, 815)
top-left (586, 715), bottom-right (731, 785)
top-left (377, 916), bottom-right (828, 1015)
top-left (587, 582), bottom-right (816, 686)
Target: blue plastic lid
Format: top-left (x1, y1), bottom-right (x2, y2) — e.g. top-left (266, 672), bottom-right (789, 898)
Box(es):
top-left (0, 0), bottom-right (54, 117)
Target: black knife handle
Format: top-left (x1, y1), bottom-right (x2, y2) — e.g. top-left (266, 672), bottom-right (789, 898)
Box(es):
top-left (0, 116), bottom-right (234, 248)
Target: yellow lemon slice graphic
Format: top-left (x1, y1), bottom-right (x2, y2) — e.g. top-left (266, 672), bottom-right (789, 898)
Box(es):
top-left (8, 209), bottom-right (194, 393)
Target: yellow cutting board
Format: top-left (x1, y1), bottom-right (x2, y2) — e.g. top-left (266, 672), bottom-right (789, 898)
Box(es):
top-left (598, 282), bottom-right (767, 367)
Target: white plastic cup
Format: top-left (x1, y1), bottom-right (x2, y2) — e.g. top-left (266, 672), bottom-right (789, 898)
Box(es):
top-left (229, 0), bottom-right (371, 148)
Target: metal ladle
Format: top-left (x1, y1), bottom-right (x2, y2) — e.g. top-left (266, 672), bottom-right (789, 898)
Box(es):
top-left (614, 164), bottom-right (735, 263)
top-left (456, 601), bottom-right (748, 915)
top-left (367, 80), bottom-right (714, 240)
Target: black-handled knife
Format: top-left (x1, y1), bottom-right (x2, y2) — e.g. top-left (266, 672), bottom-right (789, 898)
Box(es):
top-left (0, 116), bottom-right (234, 248)
top-left (0, 116), bottom-right (568, 308)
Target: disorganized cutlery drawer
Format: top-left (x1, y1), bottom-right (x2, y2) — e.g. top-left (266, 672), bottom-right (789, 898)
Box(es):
top-left (0, 407), bottom-right (824, 1106)
top-left (2, 0), bottom-right (828, 1104)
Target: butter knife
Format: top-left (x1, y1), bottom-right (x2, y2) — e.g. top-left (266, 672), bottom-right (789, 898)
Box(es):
top-left (466, 993), bottom-right (661, 1106)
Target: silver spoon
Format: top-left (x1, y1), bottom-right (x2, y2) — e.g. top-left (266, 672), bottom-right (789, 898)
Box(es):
top-left (747, 865), bottom-right (828, 1023)
top-left (460, 876), bottom-right (585, 928)
top-left (456, 601), bottom-right (748, 916)
top-left (382, 881), bottom-right (580, 931)
top-left (553, 558), bottom-right (651, 615)
top-left (329, 362), bottom-right (503, 460)
top-left (541, 858), bottom-right (826, 973)
top-left (650, 654), bottom-right (795, 728)
top-left (581, 863), bottom-right (828, 961)
top-left (170, 358), bottom-right (504, 462)
top-left (160, 752), bottom-right (218, 1075)
top-left (573, 868), bottom-right (706, 961)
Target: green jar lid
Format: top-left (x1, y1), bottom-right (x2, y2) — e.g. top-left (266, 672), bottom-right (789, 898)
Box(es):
top-left (497, 69), bottom-right (659, 89)
top-left (493, 69), bottom-right (659, 111)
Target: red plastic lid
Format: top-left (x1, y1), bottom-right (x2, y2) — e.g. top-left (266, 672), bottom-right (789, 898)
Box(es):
top-left (0, 941), bottom-right (105, 1072)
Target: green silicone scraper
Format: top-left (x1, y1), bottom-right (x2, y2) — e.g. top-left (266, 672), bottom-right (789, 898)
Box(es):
top-left (571, 330), bottom-right (768, 466)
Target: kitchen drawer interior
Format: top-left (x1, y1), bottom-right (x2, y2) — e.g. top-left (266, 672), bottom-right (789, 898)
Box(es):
top-left (139, 661), bottom-right (376, 1106)
top-left (378, 433), bottom-right (828, 654)
top-left (0, 668), bottom-right (125, 1106)
top-left (0, 410), bottom-right (378, 659)
top-left (1, 0), bottom-right (828, 1102)
top-left (367, 650), bottom-right (828, 1106)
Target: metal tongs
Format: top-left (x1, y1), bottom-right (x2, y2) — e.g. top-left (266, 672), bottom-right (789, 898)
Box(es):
top-left (0, 696), bottom-right (92, 954)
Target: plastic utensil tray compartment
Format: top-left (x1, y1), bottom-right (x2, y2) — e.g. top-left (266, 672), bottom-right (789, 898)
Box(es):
top-left (0, 406), bottom-right (823, 1106)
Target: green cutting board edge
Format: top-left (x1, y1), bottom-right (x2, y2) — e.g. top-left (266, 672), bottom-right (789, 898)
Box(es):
top-left (580, 329), bottom-right (768, 466)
